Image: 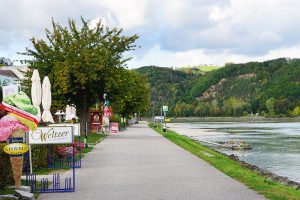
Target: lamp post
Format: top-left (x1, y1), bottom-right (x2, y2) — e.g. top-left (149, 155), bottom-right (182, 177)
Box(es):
top-left (102, 93), bottom-right (107, 133)
top-left (55, 110), bottom-right (65, 123)
top-left (162, 105), bottom-right (168, 133)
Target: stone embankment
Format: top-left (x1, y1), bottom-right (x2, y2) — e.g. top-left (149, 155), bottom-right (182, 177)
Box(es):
top-left (227, 154), bottom-right (300, 189)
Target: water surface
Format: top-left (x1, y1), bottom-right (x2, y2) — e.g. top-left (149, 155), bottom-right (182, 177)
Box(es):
top-left (182, 122), bottom-right (300, 183)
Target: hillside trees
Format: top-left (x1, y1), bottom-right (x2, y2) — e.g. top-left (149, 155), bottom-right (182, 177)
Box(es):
top-left (22, 18), bottom-right (145, 131)
top-left (138, 58), bottom-right (300, 118)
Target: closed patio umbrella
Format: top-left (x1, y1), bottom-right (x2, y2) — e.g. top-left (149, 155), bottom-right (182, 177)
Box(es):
top-left (41, 76), bottom-right (54, 123)
top-left (31, 70), bottom-right (42, 122)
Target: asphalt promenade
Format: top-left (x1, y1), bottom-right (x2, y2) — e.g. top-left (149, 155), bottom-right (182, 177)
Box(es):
top-left (41, 121), bottom-right (265, 200)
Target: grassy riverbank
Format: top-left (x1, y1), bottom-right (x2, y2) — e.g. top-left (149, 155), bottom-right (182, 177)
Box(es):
top-left (149, 124), bottom-right (300, 200)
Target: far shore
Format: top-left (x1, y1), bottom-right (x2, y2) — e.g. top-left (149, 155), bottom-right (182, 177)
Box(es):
top-left (163, 116), bottom-right (300, 123)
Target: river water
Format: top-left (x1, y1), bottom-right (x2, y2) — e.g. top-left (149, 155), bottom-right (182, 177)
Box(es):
top-left (178, 122), bottom-right (300, 183)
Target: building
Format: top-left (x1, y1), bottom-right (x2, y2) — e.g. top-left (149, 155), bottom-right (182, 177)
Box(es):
top-left (0, 66), bottom-right (28, 86)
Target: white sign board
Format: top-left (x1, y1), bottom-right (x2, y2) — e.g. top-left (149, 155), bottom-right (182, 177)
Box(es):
top-left (48, 123), bottom-right (81, 136)
top-left (29, 126), bottom-right (73, 144)
top-left (2, 85), bottom-right (19, 98)
top-left (163, 106), bottom-right (168, 112)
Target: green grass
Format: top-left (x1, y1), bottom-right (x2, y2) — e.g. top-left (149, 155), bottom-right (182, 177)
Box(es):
top-left (82, 146), bottom-right (94, 154)
top-left (75, 133), bottom-right (105, 145)
top-left (0, 187), bottom-right (15, 195)
top-left (198, 65), bottom-right (221, 72)
top-left (149, 124), bottom-right (300, 200)
top-left (34, 167), bottom-right (69, 175)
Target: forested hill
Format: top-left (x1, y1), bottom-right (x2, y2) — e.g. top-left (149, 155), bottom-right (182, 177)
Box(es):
top-left (136, 58), bottom-right (300, 117)
top-left (135, 66), bottom-right (200, 115)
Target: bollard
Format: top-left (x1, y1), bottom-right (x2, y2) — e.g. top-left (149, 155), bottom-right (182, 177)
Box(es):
top-left (163, 125), bottom-right (166, 132)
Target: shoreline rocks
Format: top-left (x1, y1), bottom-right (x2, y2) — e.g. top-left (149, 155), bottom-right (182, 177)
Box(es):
top-left (226, 153), bottom-right (300, 189)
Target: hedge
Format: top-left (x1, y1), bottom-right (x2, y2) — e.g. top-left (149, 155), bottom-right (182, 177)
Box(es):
top-left (0, 143), bottom-right (14, 189)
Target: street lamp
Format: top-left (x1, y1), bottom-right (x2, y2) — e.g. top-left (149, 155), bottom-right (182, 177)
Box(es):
top-left (102, 93), bottom-right (107, 133)
top-left (55, 110), bottom-right (65, 123)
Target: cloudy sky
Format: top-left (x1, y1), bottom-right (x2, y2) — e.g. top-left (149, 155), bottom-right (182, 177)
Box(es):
top-left (1, 0), bottom-right (300, 68)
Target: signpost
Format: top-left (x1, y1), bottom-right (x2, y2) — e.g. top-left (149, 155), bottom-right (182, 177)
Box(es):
top-left (162, 106), bottom-right (168, 132)
top-left (163, 106), bottom-right (168, 112)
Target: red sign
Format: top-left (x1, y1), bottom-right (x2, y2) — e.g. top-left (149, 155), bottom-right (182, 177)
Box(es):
top-left (89, 111), bottom-right (102, 131)
top-left (110, 122), bottom-right (119, 134)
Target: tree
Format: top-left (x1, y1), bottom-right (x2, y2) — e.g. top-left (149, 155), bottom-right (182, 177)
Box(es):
top-left (107, 69), bottom-right (150, 117)
top-left (292, 106), bottom-right (300, 117)
top-left (266, 97), bottom-right (276, 116)
top-left (0, 57), bottom-right (13, 66)
top-left (22, 18), bottom-right (139, 132)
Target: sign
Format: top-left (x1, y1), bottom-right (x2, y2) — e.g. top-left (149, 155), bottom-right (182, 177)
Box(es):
top-left (4, 143), bottom-right (29, 155)
top-left (48, 123), bottom-right (81, 136)
top-left (163, 106), bottom-right (168, 112)
top-left (110, 122), bottom-right (119, 134)
top-left (29, 126), bottom-right (73, 144)
top-left (2, 85), bottom-right (19, 98)
top-left (90, 111), bottom-right (102, 131)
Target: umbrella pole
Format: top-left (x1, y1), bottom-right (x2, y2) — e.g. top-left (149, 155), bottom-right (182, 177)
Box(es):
top-left (29, 145), bottom-right (33, 174)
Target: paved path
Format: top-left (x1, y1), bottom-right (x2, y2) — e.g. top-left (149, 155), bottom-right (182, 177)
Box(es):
top-left (41, 122), bottom-right (265, 200)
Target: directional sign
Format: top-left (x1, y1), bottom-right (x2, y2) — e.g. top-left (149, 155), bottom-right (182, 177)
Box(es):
top-left (163, 106), bottom-right (168, 112)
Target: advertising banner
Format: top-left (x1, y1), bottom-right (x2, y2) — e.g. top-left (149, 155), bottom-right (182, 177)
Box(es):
top-left (4, 143), bottom-right (29, 155)
top-left (29, 126), bottom-right (73, 144)
top-left (110, 122), bottom-right (119, 134)
top-left (48, 123), bottom-right (80, 136)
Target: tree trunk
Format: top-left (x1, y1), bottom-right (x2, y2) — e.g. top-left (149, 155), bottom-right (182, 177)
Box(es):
top-left (80, 90), bottom-right (89, 136)
top-left (79, 108), bottom-right (86, 136)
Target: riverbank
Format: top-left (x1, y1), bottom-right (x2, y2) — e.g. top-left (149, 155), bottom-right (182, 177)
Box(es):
top-left (149, 123), bottom-right (300, 200)
top-left (167, 121), bottom-right (300, 184)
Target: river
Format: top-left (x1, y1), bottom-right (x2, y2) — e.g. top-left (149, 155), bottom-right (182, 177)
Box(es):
top-left (169, 122), bottom-right (300, 183)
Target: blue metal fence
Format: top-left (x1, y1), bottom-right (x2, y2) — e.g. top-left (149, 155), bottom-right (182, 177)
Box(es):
top-left (25, 147), bottom-right (76, 193)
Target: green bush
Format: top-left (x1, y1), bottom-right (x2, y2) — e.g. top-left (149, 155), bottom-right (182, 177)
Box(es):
top-left (110, 114), bottom-right (121, 128)
top-left (30, 144), bottom-right (62, 172)
top-left (0, 144), bottom-right (14, 189)
top-left (30, 145), bottom-right (49, 171)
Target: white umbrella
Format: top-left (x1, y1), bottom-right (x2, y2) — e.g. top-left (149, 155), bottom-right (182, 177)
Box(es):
top-left (70, 104), bottom-right (78, 119)
top-left (41, 76), bottom-right (54, 123)
top-left (65, 105), bottom-right (71, 120)
top-left (31, 70), bottom-right (42, 122)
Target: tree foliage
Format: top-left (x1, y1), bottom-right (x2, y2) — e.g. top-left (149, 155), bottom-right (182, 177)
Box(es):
top-left (0, 57), bottom-right (13, 66)
top-left (22, 18), bottom-right (148, 129)
top-left (138, 58), bottom-right (300, 118)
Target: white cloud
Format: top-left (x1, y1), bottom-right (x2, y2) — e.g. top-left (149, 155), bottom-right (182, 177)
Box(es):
top-left (128, 44), bottom-right (300, 68)
top-left (85, 0), bottom-right (147, 30)
top-left (1, 0), bottom-right (300, 67)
